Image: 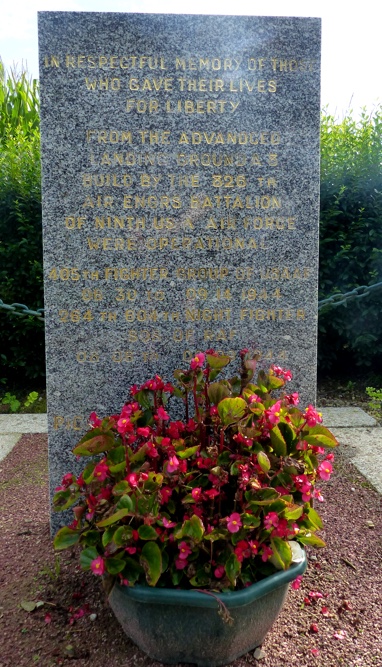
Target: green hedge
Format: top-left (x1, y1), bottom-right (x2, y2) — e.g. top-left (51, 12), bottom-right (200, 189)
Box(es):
top-left (0, 65), bottom-right (44, 386)
top-left (318, 109), bottom-right (382, 372)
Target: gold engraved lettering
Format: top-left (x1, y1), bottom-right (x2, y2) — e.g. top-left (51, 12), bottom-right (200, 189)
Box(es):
top-left (185, 308), bottom-right (231, 322)
top-left (112, 351), bottom-right (134, 363)
top-left (123, 194), bottom-right (182, 209)
top-left (124, 309), bottom-right (158, 323)
top-left (65, 216), bottom-right (86, 229)
top-left (44, 55), bottom-right (60, 68)
top-left (176, 267), bottom-right (228, 280)
top-left (53, 415), bottom-right (85, 431)
top-left (104, 267), bottom-right (168, 281)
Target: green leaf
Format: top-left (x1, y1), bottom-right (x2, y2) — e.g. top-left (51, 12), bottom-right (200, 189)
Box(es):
top-left (52, 489), bottom-right (79, 512)
top-left (121, 557), bottom-right (143, 585)
top-left (53, 526), bottom-right (80, 551)
top-left (207, 382), bottom-right (230, 405)
top-left (113, 525), bottom-right (133, 545)
top-left (109, 460), bottom-right (126, 474)
top-left (303, 425), bottom-right (338, 448)
top-left (105, 557), bottom-right (125, 575)
top-left (204, 528), bottom-right (228, 541)
top-left (176, 515), bottom-right (205, 542)
top-left (270, 425), bottom-right (287, 456)
top-left (73, 429), bottom-right (116, 456)
top-left (217, 397), bottom-right (247, 426)
top-left (305, 506), bottom-right (323, 530)
top-left (270, 537), bottom-right (292, 570)
top-left (117, 495), bottom-right (134, 511)
top-left (96, 508), bottom-right (131, 527)
top-left (206, 353), bottom-right (231, 370)
top-left (79, 546), bottom-right (99, 570)
top-left (82, 462), bottom-right (96, 484)
top-left (225, 553), bottom-right (241, 587)
top-left (257, 451), bottom-right (271, 473)
top-left (138, 525), bottom-right (158, 540)
top-left (177, 445), bottom-right (199, 460)
top-left (247, 488), bottom-right (280, 506)
top-left (102, 527), bottom-right (116, 547)
top-left (297, 533), bottom-right (326, 547)
top-left (112, 481), bottom-right (131, 496)
top-left (140, 542), bottom-right (162, 586)
top-left (282, 505), bottom-right (304, 521)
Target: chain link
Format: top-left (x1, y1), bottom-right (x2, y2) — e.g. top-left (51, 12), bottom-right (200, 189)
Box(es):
top-left (0, 299), bottom-right (45, 321)
top-left (318, 281), bottom-right (382, 310)
top-left (0, 282), bottom-right (381, 321)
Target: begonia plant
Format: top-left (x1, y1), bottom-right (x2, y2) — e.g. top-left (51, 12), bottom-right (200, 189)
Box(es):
top-left (53, 349), bottom-right (338, 591)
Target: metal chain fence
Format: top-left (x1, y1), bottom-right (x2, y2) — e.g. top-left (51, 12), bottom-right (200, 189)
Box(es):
top-left (1, 281), bottom-right (381, 322)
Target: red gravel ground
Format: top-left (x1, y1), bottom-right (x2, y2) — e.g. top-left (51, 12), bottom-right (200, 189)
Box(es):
top-left (0, 433), bottom-right (381, 667)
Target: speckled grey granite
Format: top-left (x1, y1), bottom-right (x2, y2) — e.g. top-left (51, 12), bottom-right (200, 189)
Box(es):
top-left (38, 12), bottom-right (321, 530)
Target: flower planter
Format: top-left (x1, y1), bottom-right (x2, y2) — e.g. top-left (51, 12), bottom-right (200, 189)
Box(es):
top-left (107, 551), bottom-right (307, 667)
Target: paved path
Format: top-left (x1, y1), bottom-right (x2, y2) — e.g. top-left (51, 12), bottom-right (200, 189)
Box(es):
top-left (0, 409), bottom-right (381, 493)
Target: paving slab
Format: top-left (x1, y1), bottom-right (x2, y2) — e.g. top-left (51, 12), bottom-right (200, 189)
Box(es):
top-left (0, 434), bottom-right (22, 463)
top-left (318, 407), bottom-right (377, 428)
top-left (0, 414), bottom-right (48, 433)
top-left (330, 427), bottom-right (382, 494)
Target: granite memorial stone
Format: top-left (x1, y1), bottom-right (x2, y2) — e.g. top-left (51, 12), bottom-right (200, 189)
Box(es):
top-left (38, 12), bottom-right (321, 527)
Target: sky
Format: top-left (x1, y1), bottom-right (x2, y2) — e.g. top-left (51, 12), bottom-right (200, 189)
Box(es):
top-left (1, 0), bottom-right (381, 118)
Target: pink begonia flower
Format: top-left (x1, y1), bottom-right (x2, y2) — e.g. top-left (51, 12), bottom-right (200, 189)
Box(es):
top-left (325, 452), bottom-right (335, 461)
top-left (94, 460), bottom-right (109, 481)
top-left (265, 401), bottom-right (282, 425)
top-left (249, 393), bottom-right (262, 403)
top-left (285, 392), bottom-right (299, 405)
top-left (137, 426), bottom-right (151, 438)
top-left (227, 512), bottom-right (242, 533)
top-left (320, 606), bottom-right (330, 616)
top-left (166, 455), bottom-right (180, 473)
top-left (271, 365), bottom-right (293, 381)
top-left (156, 406), bottom-right (170, 421)
top-left (311, 648), bottom-right (320, 657)
top-left (117, 417), bottom-right (134, 435)
top-left (125, 546), bottom-right (137, 554)
top-left (204, 488), bottom-right (220, 500)
top-left (317, 460), bottom-right (333, 481)
top-left (313, 488), bottom-right (324, 502)
top-left (126, 472), bottom-right (139, 487)
top-left (175, 557), bottom-right (188, 570)
top-left (159, 486), bottom-right (173, 504)
top-left (90, 556), bottom-right (105, 576)
top-left (261, 545), bottom-right (273, 562)
top-left (264, 511), bottom-right (280, 530)
top-left (234, 540), bottom-right (250, 562)
top-left (162, 517), bottom-right (176, 528)
top-left (304, 405), bottom-right (323, 427)
top-left (248, 540), bottom-right (259, 556)
top-left (190, 352), bottom-right (205, 370)
top-left (291, 575), bottom-right (303, 590)
top-left (178, 541), bottom-right (192, 560)
top-left (89, 411), bottom-right (102, 428)
top-left (214, 565), bottom-right (225, 578)
top-left (191, 487), bottom-right (202, 501)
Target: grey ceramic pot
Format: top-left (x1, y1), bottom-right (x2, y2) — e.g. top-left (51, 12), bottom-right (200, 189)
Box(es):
top-left (108, 550), bottom-right (307, 667)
